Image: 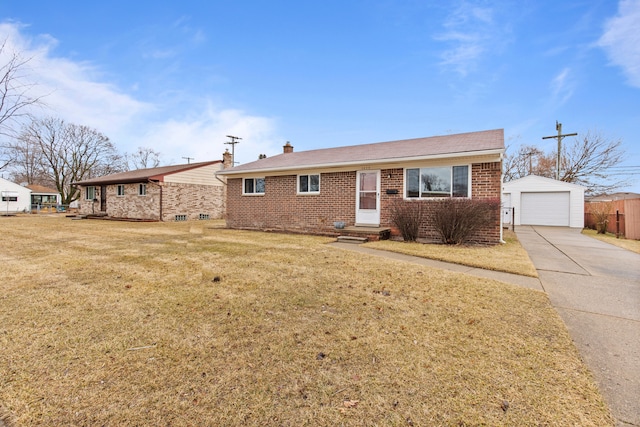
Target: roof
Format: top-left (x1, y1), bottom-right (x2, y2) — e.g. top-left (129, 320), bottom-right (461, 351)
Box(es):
top-left (26, 184), bottom-right (59, 194)
top-left (503, 174), bottom-right (586, 190)
top-left (218, 129), bottom-right (504, 175)
top-left (73, 161), bottom-right (221, 186)
top-left (0, 177), bottom-right (32, 192)
top-left (587, 192), bottom-right (640, 202)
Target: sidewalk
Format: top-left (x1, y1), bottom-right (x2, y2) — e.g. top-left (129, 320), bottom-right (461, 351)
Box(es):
top-left (328, 241), bottom-right (543, 291)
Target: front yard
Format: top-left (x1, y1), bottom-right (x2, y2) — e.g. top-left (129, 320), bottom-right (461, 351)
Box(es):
top-left (0, 216), bottom-right (612, 426)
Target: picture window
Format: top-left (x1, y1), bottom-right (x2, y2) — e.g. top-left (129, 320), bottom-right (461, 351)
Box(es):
top-left (405, 165), bottom-right (469, 198)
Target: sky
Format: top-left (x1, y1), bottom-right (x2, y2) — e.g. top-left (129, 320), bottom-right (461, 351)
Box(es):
top-left (0, 0), bottom-right (638, 192)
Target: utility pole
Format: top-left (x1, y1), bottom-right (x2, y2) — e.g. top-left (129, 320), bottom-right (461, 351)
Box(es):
top-left (524, 150), bottom-right (537, 174)
top-left (542, 121), bottom-right (577, 180)
top-left (182, 156), bottom-right (194, 164)
top-left (225, 135), bottom-right (242, 165)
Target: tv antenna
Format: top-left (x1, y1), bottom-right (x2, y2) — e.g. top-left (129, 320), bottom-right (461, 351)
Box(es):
top-left (182, 156), bottom-right (194, 164)
top-left (225, 135), bottom-right (242, 165)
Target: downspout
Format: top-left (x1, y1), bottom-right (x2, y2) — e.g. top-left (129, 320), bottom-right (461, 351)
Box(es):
top-left (499, 152), bottom-right (505, 244)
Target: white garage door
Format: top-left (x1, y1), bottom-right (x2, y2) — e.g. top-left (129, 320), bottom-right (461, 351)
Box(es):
top-left (521, 192), bottom-right (570, 226)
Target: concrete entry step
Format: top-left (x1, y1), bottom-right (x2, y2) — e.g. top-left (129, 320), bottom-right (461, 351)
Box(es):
top-left (337, 226), bottom-right (391, 242)
top-left (336, 235), bottom-right (368, 244)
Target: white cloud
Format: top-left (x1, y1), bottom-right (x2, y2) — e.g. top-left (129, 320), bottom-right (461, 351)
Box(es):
top-left (597, 0), bottom-right (640, 87)
top-left (0, 21), bottom-right (151, 132)
top-left (0, 21), bottom-right (280, 165)
top-left (138, 105), bottom-right (283, 165)
top-left (434, 2), bottom-right (508, 76)
top-left (550, 67), bottom-right (575, 105)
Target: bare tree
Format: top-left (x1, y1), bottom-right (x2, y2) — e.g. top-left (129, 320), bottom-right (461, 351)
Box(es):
top-left (0, 40), bottom-right (45, 170)
top-left (558, 131), bottom-right (627, 195)
top-left (17, 117), bottom-right (123, 205)
top-left (125, 146), bottom-right (162, 170)
top-left (504, 131), bottom-right (628, 195)
top-left (5, 134), bottom-right (48, 185)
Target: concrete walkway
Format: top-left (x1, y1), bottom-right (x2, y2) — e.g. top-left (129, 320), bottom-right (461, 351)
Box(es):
top-left (329, 241), bottom-right (544, 290)
top-left (329, 228), bottom-right (640, 426)
top-left (515, 226), bottom-right (640, 427)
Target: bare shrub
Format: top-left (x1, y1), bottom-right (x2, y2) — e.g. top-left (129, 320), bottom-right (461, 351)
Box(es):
top-left (389, 199), bottom-right (424, 242)
top-left (432, 198), bottom-right (501, 245)
top-left (590, 202), bottom-right (613, 234)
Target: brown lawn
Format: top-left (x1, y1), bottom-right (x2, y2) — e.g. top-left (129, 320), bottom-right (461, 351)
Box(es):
top-left (0, 216), bottom-right (612, 426)
top-left (364, 230), bottom-right (538, 277)
top-left (582, 228), bottom-right (640, 254)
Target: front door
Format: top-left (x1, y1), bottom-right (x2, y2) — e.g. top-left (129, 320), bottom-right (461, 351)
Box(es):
top-left (100, 185), bottom-right (107, 212)
top-left (355, 170), bottom-right (380, 226)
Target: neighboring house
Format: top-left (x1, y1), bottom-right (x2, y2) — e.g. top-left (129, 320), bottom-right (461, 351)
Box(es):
top-left (26, 184), bottom-right (62, 211)
top-left (73, 159), bottom-right (229, 221)
top-left (0, 177), bottom-right (31, 214)
top-left (502, 175), bottom-right (585, 228)
top-left (585, 192), bottom-right (640, 239)
top-left (218, 129), bottom-right (504, 244)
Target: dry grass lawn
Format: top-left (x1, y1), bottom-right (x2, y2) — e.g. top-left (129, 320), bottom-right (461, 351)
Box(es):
top-left (582, 228), bottom-right (640, 254)
top-left (0, 216), bottom-right (612, 426)
top-left (364, 230), bottom-right (538, 277)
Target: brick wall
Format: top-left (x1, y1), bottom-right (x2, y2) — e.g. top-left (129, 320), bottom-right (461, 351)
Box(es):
top-left (226, 161), bottom-right (502, 244)
top-left (77, 181), bottom-right (226, 221)
top-left (226, 172), bottom-right (356, 232)
top-left (161, 181), bottom-right (225, 221)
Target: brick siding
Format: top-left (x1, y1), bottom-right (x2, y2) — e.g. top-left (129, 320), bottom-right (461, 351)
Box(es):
top-left (77, 182), bottom-right (225, 221)
top-left (226, 172), bottom-right (356, 232)
top-left (226, 160), bottom-right (502, 244)
top-left (161, 182), bottom-right (225, 221)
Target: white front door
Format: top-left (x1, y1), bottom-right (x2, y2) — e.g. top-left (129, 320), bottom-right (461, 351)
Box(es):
top-left (355, 170), bottom-right (380, 226)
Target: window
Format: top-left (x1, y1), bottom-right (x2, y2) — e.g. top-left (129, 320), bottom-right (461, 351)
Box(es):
top-left (138, 184), bottom-right (147, 196)
top-left (199, 213), bottom-right (210, 220)
top-left (175, 214), bottom-right (187, 221)
top-left (85, 186), bottom-right (95, 200)
top-left (1, 196), bottom-right (17, 202)
top-left (298, 174), bottom-right (320, 194)
top-left (405, 165), bottom-right (469, 198)
top-left (117, 185), bottom-right (125, 196)
top-left (243, 178), bottom-right (265, 195)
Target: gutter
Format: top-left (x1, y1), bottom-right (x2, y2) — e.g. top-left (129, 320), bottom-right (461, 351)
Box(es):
top-left (217, 148), bottom-right (505, 176)
top-left (214, 170), bottom-right (227, 186)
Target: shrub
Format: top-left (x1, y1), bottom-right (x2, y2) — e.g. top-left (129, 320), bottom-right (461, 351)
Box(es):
top-left (389, 199), bottom-right (424, 242)
top-left (589, 202), bottom-right (613, 234)
top-left (432, 198), bottom-right (500, 245)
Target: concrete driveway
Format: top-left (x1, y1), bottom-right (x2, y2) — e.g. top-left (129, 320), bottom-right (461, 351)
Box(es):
top-left (515, 226), bottom-right (640, 427)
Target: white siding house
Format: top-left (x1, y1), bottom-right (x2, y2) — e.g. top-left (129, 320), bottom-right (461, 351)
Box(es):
top-left (0, 177), bottom-right (32, 214)
top-left (502, 175), bottom-right (585, 228)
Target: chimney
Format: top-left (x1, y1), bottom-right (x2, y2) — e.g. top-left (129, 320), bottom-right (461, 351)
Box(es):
top-left (283, 141), bottom-right (294, 154)
top-left (222, 149), bottom-right (233, 169)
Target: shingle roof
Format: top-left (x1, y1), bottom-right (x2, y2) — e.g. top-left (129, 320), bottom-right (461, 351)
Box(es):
top-left (26, 184), bottom-right (59, 194)
top-left (219, 129), bottom-right (504, 175)
top-left (73, 161), bottom-right (221, 185)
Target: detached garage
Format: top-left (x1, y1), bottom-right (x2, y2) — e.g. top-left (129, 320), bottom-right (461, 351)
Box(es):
top-left (503, 175), bottom-right (585, 228)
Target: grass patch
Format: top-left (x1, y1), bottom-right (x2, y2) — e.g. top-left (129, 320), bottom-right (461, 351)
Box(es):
top-left (364, 230), bottom-right (538, 277)
top-left (0, 217), bottom-right (611, 426)
top-left (582, 228), bottom-right (640, 254)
